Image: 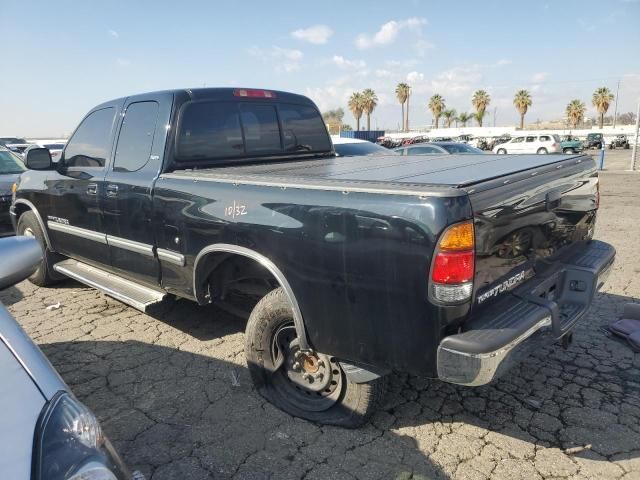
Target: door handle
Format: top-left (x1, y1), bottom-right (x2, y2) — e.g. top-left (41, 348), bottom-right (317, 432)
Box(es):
top-left (87, 183), bottom-right (98, 195)
top-left (106, 184), bottom-right (119, 197)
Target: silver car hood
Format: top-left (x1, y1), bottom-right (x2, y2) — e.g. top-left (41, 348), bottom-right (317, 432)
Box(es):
top-left (0, 303), bottom-right (66, 479)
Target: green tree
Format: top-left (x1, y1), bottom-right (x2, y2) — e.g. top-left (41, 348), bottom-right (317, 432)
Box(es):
top-left (348, 92), bottom-right (364, 131)
top-left (443, 109), bottom-right (457, 128)
top-left (322, 108), bottom-right (345, 134)
top-left (428, 94), bottom-right (446, 129)
top-left (566, 99), bottom-right (586, 128)
top-left (457, 112), bottom-right (472, 127)
top-left (513, 90), bottom-right (532, 129)
top-left (472, 90), bottom-right (491, 127)
top-left (592, 87), bottom-right (615, 129)
top-left (361, 88), bottom-right (379, 131)
top-left (395, 83), bottom-right (410, 131)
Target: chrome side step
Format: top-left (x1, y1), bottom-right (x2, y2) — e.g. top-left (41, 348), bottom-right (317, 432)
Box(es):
top-left (53, 259), bottom-right (166, 312)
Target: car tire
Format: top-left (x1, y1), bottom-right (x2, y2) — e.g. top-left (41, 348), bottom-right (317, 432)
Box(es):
top-left (595, 143), bottom-right (602, 150)
top-left (16, 211), bottom-right (63, 286)
top-left (497, 148), bottom-right (507, 154)
top-left (564, 148), bottom-right (574, 154)
top-left (537, 148), bottom-right (548, 154)
top-left (245, 287), bottom-right (387, 428)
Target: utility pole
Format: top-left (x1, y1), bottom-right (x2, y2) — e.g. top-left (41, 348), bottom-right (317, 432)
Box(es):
top-left (630, 101), bottom-right (640, 171)
top-left (493, 107), bottom-right (497, 127)
top-left (406, 87), bottom-right (410, 132)
top-left (613, 79), bottom-right (621, 128)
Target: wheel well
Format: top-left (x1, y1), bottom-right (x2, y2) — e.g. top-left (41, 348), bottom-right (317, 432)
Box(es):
top-left (13, 203), bottom-right (30, 222)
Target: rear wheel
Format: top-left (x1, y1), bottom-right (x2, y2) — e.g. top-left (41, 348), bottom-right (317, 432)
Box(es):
top-left (497, 148), bottom-right (507, 154)
top-left (537, 147), bottom-right (548, 154)
top-left (245, 288), bottom-right (387, 428)
top-left (564, 148), bottom-right (574, 154)
top-left (16, 211), bottom-right (62, 286)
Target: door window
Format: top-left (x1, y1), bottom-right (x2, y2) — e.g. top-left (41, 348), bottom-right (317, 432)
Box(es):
top-left (525, 136), bottom-right (536, 142)
top-left (114, 102), bottom-right (160, 172)
top-left (511, 137), bottom-right (524, 143)
top-left (408, 145), bottom-right (442, 154)
top-left (64, 107), bottom-right (115, 168)
top-left (539, 135), bottom-right (551, 142)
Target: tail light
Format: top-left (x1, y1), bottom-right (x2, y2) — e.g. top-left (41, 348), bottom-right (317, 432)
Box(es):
top-left (430, 221), bottom-right (475, 303)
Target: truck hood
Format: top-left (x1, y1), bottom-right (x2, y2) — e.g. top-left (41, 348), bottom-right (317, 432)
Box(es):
top-left (181, 153), bottom-right (586, 191)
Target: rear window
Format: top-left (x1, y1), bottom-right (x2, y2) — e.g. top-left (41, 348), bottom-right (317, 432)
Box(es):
top-left (176, 101), bottom-right (331, 162)
top-left (539, 135), bottom-right (551, 142)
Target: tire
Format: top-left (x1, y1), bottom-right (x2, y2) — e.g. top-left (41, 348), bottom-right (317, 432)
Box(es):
top-left (537, 148), bottom-right (548, 154)
top-left (497, 148), bottom-right (507, 154)
top-left (245, 288), bottom-right (387, 428)
top-left (564, 148), bottom-right (574, 154)
top-left (595, 143), bottom-right (602, 150)
top-left (16, 211), bottom-right (62, 286)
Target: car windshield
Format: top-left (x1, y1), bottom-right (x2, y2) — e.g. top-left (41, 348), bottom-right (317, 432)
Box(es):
top-left (0, 150), bottom-right (27, 174)
top-left (439, 143), bottom-right (484, 154)
top-left (334, 142), bottom-right (391, 156)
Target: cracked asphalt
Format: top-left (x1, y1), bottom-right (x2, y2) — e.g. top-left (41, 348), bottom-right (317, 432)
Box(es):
top-left (2, 150), bottom-right (639, 479)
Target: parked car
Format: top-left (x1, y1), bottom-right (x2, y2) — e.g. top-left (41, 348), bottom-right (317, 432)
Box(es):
top-left (584, 132), bottom-right (604, 150)
top-left (395, 142), bottom-right (484, 155)
top-left (0, 137), bottom-right (28, 147)
top-left (1, 147), bottom-right (26, 237)
top-left (493, 134), bottom-right (563, 154)
top-left (13, 87), bottom-right (614, 428)
top-left (560, 135), bottom-right (584, 154)
top-left (29, 140), bottom-right (67, 162)
top-left (609, 135), bottom-right (630, 150)
top-left (0, 236), bottom-right (136, 480)
top-left (331, 136), bottom-right (393, 157)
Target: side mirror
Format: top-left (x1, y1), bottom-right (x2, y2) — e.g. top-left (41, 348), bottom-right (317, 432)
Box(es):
top-left (0, 237), bottom-right (42, 290)
top-left (25, 147), bottom-right (52, 170)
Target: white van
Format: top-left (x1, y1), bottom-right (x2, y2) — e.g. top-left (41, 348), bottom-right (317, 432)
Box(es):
top-left (493, 134), bottom-right (562, 154)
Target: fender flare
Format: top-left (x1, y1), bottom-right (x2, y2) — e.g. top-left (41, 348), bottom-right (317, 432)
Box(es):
top-left (12, 199), bottom-right (52, 249)
top-left (193, 243), bottom-right (310, 351)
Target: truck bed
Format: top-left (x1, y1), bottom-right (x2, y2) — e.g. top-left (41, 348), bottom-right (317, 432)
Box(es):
top-left (165, 153), bottom-right (587, 194)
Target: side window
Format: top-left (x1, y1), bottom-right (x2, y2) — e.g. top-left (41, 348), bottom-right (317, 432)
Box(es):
top-left (525, 136), bottom-right (536, 142)
top-left (114, 102), bottom-right (159, 172)
top-left (512, 137), bottom-right (524, 143)
top-left (539, 135), bottom-right (550, 142)
top-left (64, 107), bottom-right (115, 168)
top-left (239, 104), bottom-right (281, 154)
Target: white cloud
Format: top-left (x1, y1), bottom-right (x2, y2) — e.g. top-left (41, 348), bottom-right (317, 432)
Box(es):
top-left (271, 46), bottom-right (303, 61)
top-left (332, 55), bottom-right (366, 69)
top-left (414, 39), bottom-right (435, 56)
top-left (115, 57), bottom-right (130, 67)
top-left (291, 24), bottom-right (333, 44)
top-left (495, 58), bottom-right (512, 67)
top-left (248, 45), bottom-right (303, 73)
top-left (375, 69), bottom-right (393, 78)
top-left (355, 17), bottom-right (427, 49)
top-left (407, 71), bottom-right (424, 83)
top-left (532, 72), bottom-right (550, 83)
top-left (108, 29), bottom-right (119, 39)
top-left (305, 86), bottom-right (354, 112)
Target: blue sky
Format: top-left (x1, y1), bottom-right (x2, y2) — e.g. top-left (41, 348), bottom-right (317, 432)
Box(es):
top-left (2, 0), bottom-right (639, 136)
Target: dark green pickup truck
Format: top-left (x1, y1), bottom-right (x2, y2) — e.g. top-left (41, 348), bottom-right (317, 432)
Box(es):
top-left (560, 135), bottom-right (583, 154)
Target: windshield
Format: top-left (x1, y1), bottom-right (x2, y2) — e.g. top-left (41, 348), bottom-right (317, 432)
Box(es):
top-left (0, 137), bottom-right (27, 145)
top-left (0, 150), bottom-right (26, 174)
top-left (44, 143), bottom-right (66, 150)
top-left (334, 142), bottom-right (391, 157)
top-left (439, 143), bottom-right (484, 154)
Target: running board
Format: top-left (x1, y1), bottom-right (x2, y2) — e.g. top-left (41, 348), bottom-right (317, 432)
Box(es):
top-left (53, 259), bottom-right (166, 312)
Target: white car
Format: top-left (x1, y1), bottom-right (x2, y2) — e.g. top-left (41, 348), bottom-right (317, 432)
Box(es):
top-left (493, 133), bottom-right (562, 154)
top-left (330, 136), bottom-right (392, 157)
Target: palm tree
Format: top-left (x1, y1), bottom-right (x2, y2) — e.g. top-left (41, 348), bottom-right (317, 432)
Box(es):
top-left (513, 90), bottom-right (532, 130)
top-left (428, 94), bottom-right (446, 129)
top-left (348, 92), bottom-right (364, 131)
top-left (443, 109), bottom-right (457, 128)
top-left (592, 87), bottom-right (615, 129)
top-left (395, 83), bottom-right (410, 131)
top-left (472, 90), bottom-right (491, 127)
top-left (474, 110), bottom-right (486, 127)
top-left (361, 88), bottom-right (378, 131)
top-left (566, 99), bottom-right (586, 128)
top-left (457, 112), bottom-right (472, 127)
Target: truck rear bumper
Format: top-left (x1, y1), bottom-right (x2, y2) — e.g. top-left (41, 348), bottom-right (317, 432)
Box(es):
top-left (437, 240), bottom-right (615, 386)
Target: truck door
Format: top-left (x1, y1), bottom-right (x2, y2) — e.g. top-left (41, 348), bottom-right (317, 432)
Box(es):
top-left (48, 105), bottom-right (121, 267)
top-left (103, 93), bottom-right (172, 287)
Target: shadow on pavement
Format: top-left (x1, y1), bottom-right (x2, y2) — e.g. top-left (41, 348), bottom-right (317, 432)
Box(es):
top-left (0, 285), bottom-right (24, 306)
top-left (36, 290), bottom-right (639, 479)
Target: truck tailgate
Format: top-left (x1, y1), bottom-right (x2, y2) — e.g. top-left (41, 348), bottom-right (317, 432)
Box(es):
top-left (466, 154), bottom-right (599, 310)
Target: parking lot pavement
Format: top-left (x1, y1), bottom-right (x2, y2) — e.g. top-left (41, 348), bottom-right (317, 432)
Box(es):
top-left (2, 160), bottom-right (640, 480)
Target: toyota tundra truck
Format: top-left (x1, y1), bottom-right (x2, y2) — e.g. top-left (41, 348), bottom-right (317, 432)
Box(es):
top-left (11, 88), bottom-right (615, 427)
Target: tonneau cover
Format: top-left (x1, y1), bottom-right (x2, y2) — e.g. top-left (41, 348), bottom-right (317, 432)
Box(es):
top-left (168, 154), bottom-right (584, 191)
